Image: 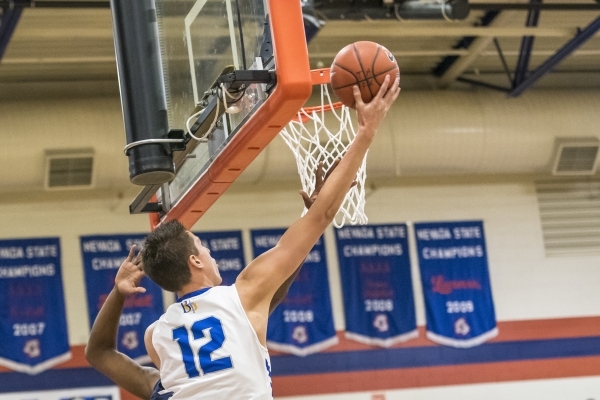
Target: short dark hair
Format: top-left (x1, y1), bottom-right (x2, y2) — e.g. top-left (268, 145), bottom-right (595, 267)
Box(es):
top-left (142, 220), bottom-right (197, 292)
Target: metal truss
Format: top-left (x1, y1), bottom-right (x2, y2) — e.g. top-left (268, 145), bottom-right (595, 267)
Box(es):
top-left (440, 7), bottom-right (600, 97)
top-left (0, 4), bottom-right (22, 61)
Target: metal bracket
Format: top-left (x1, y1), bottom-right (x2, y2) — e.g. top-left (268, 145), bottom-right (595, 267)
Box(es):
top-left (129, 184), bottom-right (162, 214)
top-left (123, 137), bottom-right (184, 155)
top-left (185, 69), bottom-right (276, 141)
top-left (216, 70), bottom-right (276, 90)
top-left (129, 69), bottom-right (276, 215)
top-left (122, 129), bottom-right (186, 156)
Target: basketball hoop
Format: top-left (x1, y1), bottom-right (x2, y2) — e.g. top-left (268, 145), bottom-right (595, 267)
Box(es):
top-left (279, 68), bottom-right (368, 228)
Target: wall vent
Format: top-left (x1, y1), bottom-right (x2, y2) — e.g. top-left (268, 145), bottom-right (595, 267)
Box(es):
top-left (45, 149), bottom-right (95, 190)
top-left (552, 140), bottom-right (600, 176)
top-left (536, 179), bottom-right (600, 257)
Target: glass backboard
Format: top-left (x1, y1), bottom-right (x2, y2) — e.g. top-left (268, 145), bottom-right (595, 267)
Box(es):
top-left (155, 0), bottom-right (271, 207)
top-left (127, 0), bottom-right (313, 229)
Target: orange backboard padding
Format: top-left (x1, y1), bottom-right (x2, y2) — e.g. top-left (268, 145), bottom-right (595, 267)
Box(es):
top-left (155, 0), bottom-right (312, 230)
top-left (149, 211), bottom-right (160, 231)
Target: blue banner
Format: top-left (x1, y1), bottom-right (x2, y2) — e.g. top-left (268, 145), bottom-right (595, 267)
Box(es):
top-left (414, 220), bottom-right (498, 348)
top-left (195, 230), bottom-right (245, 286)
top-left (251, 229), bottom-right (337, 356)
top-left (0, 238), bottom-right (70, 374)
top-left (81, 235), bottom-right (164, 363)
top-left (335, 224), bottom-right (418, 347)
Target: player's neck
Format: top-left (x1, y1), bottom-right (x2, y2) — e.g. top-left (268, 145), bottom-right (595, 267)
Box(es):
top-left (176, 273), bottom-right (216, 298)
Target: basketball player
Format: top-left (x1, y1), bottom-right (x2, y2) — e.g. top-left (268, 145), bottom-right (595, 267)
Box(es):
top-left (85, 161), bottom-right (340, 400)
top-left (142, 76), bottom-right (399, 399)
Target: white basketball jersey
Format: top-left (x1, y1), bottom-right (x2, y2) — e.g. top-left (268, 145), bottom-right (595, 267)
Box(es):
top-left (153, 285), bottom-right (273, 399)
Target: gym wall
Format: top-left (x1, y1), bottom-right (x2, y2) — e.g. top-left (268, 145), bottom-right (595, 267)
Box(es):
top-left (0, 92), bottom-right (599, 399)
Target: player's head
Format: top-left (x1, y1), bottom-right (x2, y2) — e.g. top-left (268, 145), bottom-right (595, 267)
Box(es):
top-left (185, 230), bottom-right (222, 288)
top-left (142, 220), bottom-right (221, 292)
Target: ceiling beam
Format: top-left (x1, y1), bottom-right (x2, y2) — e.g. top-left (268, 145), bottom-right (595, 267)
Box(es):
top-left (432, 11), bottom-right (499, 78)
top-left (2, 1), bottom-right (599, 11)
top-left (319, 23), bottom-right (580, 39)
top-left (0, 1), bottom-right (109, 8)
top-left (1, 1), bottom-right (598, 13)
top-left (470, 3), bottom-right (600, 11)
top-left (436, 11), bottom-right (519, 89)
top-left (307, 3), bottom-right (600, 20)
top-left (3, 48), bottom-right (600, 66)
top-left (15, 23), bottom-right (584, 41)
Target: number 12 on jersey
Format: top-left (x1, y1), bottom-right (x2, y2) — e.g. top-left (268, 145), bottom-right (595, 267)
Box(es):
top-left (172, 316), bottom-right (233, 377)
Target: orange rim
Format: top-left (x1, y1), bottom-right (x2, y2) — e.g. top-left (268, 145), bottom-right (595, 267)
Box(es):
top-left (293, 102), bottom-right (344, 123)
top-left (310, 68), bottom-right (331, 85)
top-left (292, 68), bottom-right (344, 123)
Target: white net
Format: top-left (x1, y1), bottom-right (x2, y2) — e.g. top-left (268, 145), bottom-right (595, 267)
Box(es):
top-left (279, 83), bottom-right (368, 228)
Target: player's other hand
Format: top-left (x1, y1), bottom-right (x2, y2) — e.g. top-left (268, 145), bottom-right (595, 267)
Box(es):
top-left (115, 244), bottom-right (147, 295)
top-left (353, 74), bottom-right (400, 135)
top-left (299, 159), bottom-right (356, 209)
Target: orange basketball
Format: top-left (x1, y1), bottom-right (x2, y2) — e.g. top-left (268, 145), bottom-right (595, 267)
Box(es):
top-left (330, 41), bottom-right (400, 109)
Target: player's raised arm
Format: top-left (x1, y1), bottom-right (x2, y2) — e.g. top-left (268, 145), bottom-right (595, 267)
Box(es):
top-left (268, 160), bottom-right (354, 314)
top-left (236, 76), bottom-right (400, 339)
top-left (85, 245), bottom-right (159, 399)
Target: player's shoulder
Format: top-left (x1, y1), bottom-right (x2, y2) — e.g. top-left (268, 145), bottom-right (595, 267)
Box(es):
top-left (194, 284), bottom-right (236, 297)
top-left (200, 284), bottom-right (238, 302)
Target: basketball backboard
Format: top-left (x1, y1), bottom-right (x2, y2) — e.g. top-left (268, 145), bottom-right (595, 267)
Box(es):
top-left (113, 0), bottom-right (312, 229)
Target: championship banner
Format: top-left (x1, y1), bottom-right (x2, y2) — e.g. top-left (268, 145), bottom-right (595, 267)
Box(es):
top-left (0, 238), bottom-right (71, 374)
top-left (251, 229), bottom-right (338, 356)
top-left (81, 235), bottom-right (164, 364)
top-left (195, 230), bottom-right (245, 286)
top-left (0, 387), bottom-right (120, 400)
top-left (414, 220), bottom-right (498, 348)
top-left (334, 224), bottom-right (418, 347)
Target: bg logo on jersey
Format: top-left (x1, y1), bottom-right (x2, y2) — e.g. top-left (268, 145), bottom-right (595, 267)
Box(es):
top-left (181, 300), bottom-right (197, 313)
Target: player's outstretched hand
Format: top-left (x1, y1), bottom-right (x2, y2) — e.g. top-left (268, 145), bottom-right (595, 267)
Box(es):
top-left (299, 159), bottom-right (356, 209)
top-left (353, 74), bottom-right (400, 134)
top-left (115, 244), bottom-right (146, 295)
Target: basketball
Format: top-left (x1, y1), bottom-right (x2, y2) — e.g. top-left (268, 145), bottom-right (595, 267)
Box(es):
top-left (330, 41), bottom-right (400, 108)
